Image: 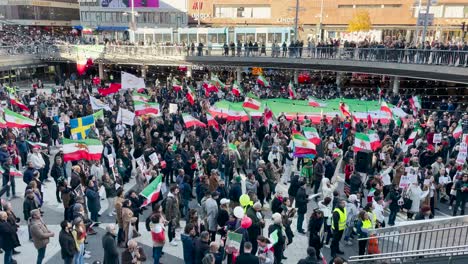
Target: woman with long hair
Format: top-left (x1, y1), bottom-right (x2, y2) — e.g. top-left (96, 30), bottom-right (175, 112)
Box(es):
top-left (356, 210), bottom-right (372, 256)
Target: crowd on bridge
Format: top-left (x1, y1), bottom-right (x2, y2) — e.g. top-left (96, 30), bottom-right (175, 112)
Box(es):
top-left (0, 63), bottom-right (466, 264)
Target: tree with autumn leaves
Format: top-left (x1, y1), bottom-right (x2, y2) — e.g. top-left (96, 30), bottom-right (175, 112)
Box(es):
top-left (347, 10), bottom-right (372, 32)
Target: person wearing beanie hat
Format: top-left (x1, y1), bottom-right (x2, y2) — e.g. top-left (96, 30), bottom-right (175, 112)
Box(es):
top-left (268, 214), bottom-right (286, 263)
top-left (415, 205), bottom-right (433, 220)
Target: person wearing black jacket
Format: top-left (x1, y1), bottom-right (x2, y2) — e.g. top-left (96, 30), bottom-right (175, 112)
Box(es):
top-left (386, 184), bottom-right (401, 226)
top-left (51, 157), bottom-right (67, 203)
top-left (102, 224), bottom-right (119, 264)
top-left (0, 211), bottom-right (20, 264)
top-left (349, 172), bottom-right (362, 195)
top-left (295, 179), bottom-right (309, 234)
top-left (194, 231), bottom-right (211, 264)
top-left (23, 161), bottom-right (36, 186)
top-left (59, 220), bottom-right (77, 264)
top-left (288, 174), bottom-right (301, 206)
top-left (246, 202), bottom-right (263, 254)
top-left (236, 242), bottom-right (259, 264)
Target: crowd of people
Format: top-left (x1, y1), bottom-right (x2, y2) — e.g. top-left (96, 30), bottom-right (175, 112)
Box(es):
top-left (0, 61), bottom-right (466, 264)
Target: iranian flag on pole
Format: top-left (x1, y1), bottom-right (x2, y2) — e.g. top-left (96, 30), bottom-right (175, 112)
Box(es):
top-left (242, 97), bottom-right (261, 110)
top-left (132, 91), bottom-right (150, 102)
top-left (186, 86), bottom-right (196, 105)
top-left (303, 127), bottom-right (321, 145)
top-left (211, 76), bottom-right (226, 89)
top-left (62, 138), bottom-right (103, 162)
top-left (409, 96), bottom-right (421, 115)
top-left (380, 101), bottom-right (392, 116)
top-left (9, 94), bottom-right (29, 111)
top-left (368, 130), bottom-right (381, 150)
top-left (264, 107), bottom-right (276, 127)
top-left (231, 81), bottom-right (243, 97)
top-left (293, 134), bottom-right (317, 158)
top-left (203, 81), bottom-right (219, 94)
top-left (209, 105), bottom-right (249, 122)
top-left (405, 130), bottom-right (418, 146)
top-left (4, 108), bottom-right (36, 128)
top-left (288, 81), bottom-right (296, 99)
top-left (453, 123), bottom-right (463, 139)
top-left (140, 175), bottom-right (163, 207)
top-left (206, 113), bottom-right (219, 131)
top-left (257, 75), bottom-right (270, 87)
top-left (183, 114), bottom-right (206, 128)
top-left (172, 79), bottom-right (182, 92)
top-left (134, 101), bottom-right (160, 116)
top-left (339, 102), bottom-right (351, 117)
top-left (354, 133), bottom-right (372, 152)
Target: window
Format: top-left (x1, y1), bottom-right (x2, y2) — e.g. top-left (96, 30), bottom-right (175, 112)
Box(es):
top-left (179, 33), bottom-right (188, 44)
top-left (214, 5), bottom-right (270, 19)
top-left (188, 33), bottom-right (197, 43)
top-left (246, 33), bottom-right (255, 42)
top-left (154, 13), bottom-right (160, 24)
top-left (444, 6), bottom-right (464, 18)
top-left (163, 33), bottom-right (172, 42)
top-left (219, 33), bottom-right (226, 44)
top-left (155, 34), bottom-right (162, 43)
top-left (257, 33), bottom-right (266, 43)
top-left (236, 33), bottom-right (245, 43)
top-left (208, 33), bottom-right (218, 43)
top-left (199, 33), bottom-right (207, 44)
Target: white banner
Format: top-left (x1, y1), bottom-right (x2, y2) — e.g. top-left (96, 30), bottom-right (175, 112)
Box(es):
top-left (90, 96), bottom-right (111, 111)
top-left (121, 71), bottom-right (145, 90)
top-left (116, 108), bottom-right (135, 126)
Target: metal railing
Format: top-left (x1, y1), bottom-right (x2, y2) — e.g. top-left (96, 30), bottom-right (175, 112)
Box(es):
top-left (348, 216), bottom-right (468, 263)
top-left (6, 44), bottom-right (468, 67)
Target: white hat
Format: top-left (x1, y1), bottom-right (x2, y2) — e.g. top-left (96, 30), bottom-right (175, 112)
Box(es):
top-left (220, 198), bottom-right (230, 205)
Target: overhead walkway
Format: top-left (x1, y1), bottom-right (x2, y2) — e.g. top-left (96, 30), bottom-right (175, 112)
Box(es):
top-left (348, 215), bottom-right (468, 263)
top-left (38, 45), bottom-right (468, 84)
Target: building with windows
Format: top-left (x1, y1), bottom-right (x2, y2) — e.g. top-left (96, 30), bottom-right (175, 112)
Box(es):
top-left (187, 0), bottom-right (468, 43)
top-left (0, 0), bottom-right (79, 26)
top-left (78, 0), bottom-right (188, 42)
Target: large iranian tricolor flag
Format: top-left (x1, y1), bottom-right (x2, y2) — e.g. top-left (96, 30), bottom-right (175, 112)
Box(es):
top-left (4, 108), bottom-right (36, 128)
top-left (368, 130), bottom-right (381, 150)
top-left (257, 75), bottom-right (270, 87)
top-left (354, 133), bottom-right (372, 152)
top-left (209, 105), bottom-right (249, 122)
top-left (404, 130), bottom-right (418, 149)
top-left (303, 127), bottom-right (321, 145)
top-left (288, 81), bottom-right (296, 99)
top-left (0, 166), bottom-right (23, 177)
top-left (211, 76), bottom-right (226, 89)
top-left (134, 101), bottom-right (160, 116)
top-left (339, 102), bottom-right (351, 117)
top-left (63, 138), bottom-right (103, 162)
top-left (183, 114), bottom-right (206, 128)
top-left (140, 175), bottom-right (163, 207)
top-left (242, 97), bottom-right (261, 110)
top-left (380, 101), bottom-right (392, 116)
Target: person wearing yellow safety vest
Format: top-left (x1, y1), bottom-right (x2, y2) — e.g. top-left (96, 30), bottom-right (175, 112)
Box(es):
top-left (363, 203), bottom-right (377, 228)
top-left (330, 199), bottom-right (347, 258)
top-left (356, 210), bottom-right (372, 255)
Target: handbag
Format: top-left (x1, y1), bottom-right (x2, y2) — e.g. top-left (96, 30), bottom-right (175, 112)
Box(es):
top-left (402, 189), bottom-right (413, 210)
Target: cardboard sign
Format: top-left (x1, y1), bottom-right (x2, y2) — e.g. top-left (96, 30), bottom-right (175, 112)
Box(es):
top-left (108, 155), bottom-right (114, 168)
top-left (399, 175), bottom-right (411, 189)
top-left (58, 122), bottom-right (65, 132)
top-left (169, 103), bottom-right (178, 114)
top-left (149, 152), bottom-right (159, 165)
top-left (433, 133), bottom-right (442, 144)
top-left (136, 156), bottom-right (146, 171)
top-left (46, 107), bottom-right (59, 117)
top-left (456, 151), bottom-right (467, 165)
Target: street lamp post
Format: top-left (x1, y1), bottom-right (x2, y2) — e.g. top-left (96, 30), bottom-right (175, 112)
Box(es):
top-left (123, 0), bottom-right (139, 42)
top-left (421, 0), bottom-right (432, 45)
top-left (294, 0), bottom-right (299, 41)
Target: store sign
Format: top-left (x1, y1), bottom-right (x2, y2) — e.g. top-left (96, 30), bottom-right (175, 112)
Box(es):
top-left (192, 13), bottom-right (211, 20)
top-left (277, 17), bottom-right (296, 23)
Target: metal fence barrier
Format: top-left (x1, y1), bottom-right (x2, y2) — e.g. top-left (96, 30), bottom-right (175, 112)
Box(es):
top-left (349, 216), bottom-right (468, 263)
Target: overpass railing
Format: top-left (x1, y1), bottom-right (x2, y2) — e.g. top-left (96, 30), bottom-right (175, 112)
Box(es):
top-left (5, 44), bottom-right (468, 67)
top-left (348, 216), bottom-right (468, 263)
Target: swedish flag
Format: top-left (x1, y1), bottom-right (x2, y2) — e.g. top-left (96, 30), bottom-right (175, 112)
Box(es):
top-left (70, 114), bottom-right (95, 139)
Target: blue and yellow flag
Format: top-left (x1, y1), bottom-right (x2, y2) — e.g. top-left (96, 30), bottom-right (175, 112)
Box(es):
top-left (70, 114), bottom-right (95, 139)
